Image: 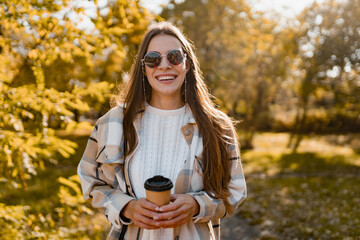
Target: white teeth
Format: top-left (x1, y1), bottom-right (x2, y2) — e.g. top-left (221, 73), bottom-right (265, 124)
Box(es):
top-left (157, 76), bottom-right (176, 81)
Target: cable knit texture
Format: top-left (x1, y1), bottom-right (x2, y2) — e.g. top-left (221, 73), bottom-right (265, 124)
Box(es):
top-left (130, 103), bottom-right (189, 198)
top-left (129, 103), bottom-right (190, 240)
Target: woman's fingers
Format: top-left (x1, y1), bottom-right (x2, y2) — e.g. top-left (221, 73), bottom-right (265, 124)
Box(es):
top-left (170, 193), bottom-right (179, 202)
top-left (132, 211), bottom-right (159, 228)
top-left (139, 198), bottom-right (159, 211)
top-left (158, 203), bottom-right (179, 212)
top-left (133, 219), bottom-right (159, 229)
top-left (152, 194), bottom-right (200, 228)
top-left (123, 195), bottom-right (200, 228)
top-left (153, 205), bottom-right (183, 220)
top-left (155, 214), bottom-right (189, 228)
top-left (123, 198), bottom-right (160, 229)
top-left (137, 199), bottom-right (158, 218)
top-left (136, 207), bottom-right (158, 220)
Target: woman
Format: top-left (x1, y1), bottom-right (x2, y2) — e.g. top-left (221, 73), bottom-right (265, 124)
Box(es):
top-left (78, 22), bottom-right (246, 240)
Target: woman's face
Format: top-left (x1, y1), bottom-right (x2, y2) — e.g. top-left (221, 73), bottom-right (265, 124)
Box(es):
top-left (144, 34), bottom-right (189, 106)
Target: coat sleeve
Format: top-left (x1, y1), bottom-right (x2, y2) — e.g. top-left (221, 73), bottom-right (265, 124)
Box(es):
top-left (77, 122), bottom-right (135, 229)
top-left (187, 123), bottom-right (247, 223)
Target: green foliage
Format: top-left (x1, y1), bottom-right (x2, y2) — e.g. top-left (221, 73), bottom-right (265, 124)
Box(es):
top-left (162, 0), bottom-right (360, 149)
top-left (288, 0), bottom-right (360, 148)
top-left (0, 0), bottom-right (151, 186)
top-left (0, 1), bottom-right (150, 239)
top-left (0, 0), bottom-right (151, 237)
top-left (161, 0), bottom-right (300, 148)
top-left (0, 174), bottom-right (108, 239)
top-left (271, 107), bottom-right (360, 133)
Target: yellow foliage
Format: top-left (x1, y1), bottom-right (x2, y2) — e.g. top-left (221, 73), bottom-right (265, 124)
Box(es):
top-left (58, 176), bottom-right (84, 206)
top-left (0, 0), bottom-right (151, 188)
top-left (65, 121), bottom-right (93, 133)
top-left (0, 0), bottom-right (149, 236)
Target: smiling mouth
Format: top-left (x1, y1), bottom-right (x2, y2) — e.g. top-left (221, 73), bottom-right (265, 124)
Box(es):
top-left (156, 75), bottom-right (177, 81)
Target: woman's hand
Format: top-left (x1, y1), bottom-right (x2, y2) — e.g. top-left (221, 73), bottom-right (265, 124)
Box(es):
top-left (152, 194), bottom-right (200, 228)
top-left (121, 199), bottom-right (160, 229)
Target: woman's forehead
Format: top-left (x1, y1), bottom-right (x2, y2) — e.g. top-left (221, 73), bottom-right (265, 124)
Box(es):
top-left (147, 34), bottom-right (182, 53)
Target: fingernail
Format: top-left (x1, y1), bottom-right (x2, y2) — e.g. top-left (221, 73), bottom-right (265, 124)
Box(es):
top-left (155, 207), bottom-right (159, 211)
top-left (158, 208), bottom-right (163, 212)
top-left (153, 216), bottom-right (158, 220)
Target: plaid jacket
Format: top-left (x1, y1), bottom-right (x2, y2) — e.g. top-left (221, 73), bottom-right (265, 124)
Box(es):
top-left (77, 105), bottom-right (246, 240)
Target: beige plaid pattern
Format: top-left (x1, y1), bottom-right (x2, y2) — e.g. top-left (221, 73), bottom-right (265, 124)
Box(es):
top-left (78, 106), bottom-right (246, 240)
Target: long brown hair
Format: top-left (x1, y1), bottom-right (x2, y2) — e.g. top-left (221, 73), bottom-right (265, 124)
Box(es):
top-left (120, 22), bottom-right (236, 200)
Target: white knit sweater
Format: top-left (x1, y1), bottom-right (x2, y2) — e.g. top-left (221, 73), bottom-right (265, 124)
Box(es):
top-left (129, 103), bottom-right (190, 239)
top-left (130, 103), bottom-right (190, 199)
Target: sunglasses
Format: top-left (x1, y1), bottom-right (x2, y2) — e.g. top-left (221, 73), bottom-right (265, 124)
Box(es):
top-left (142, 49), bottom-right (186, 68)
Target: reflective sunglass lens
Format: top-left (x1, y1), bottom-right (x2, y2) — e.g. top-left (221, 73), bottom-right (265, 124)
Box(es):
top-left (143, 50), bottom-right (185, 68)
top-left (144, 52), bottom-right (161, 68)
top-left (167, 50), bottom-right (184, 65)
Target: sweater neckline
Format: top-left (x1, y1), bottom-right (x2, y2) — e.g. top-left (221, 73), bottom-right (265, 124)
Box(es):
top-left (145, 102), bottom-right (187, 117)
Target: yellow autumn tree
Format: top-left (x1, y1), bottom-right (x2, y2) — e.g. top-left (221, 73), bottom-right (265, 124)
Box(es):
top-left (0, 0), bottom-right (152, 238)
top-left (0, 0), bottom-right (151, 186)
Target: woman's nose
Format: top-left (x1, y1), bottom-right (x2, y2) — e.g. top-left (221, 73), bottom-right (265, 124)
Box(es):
top-left (158, 56), bottom-right (171, 69)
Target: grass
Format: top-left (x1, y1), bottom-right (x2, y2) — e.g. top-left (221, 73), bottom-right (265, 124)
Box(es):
top-left (238, 132), bottom-right (360, 239)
